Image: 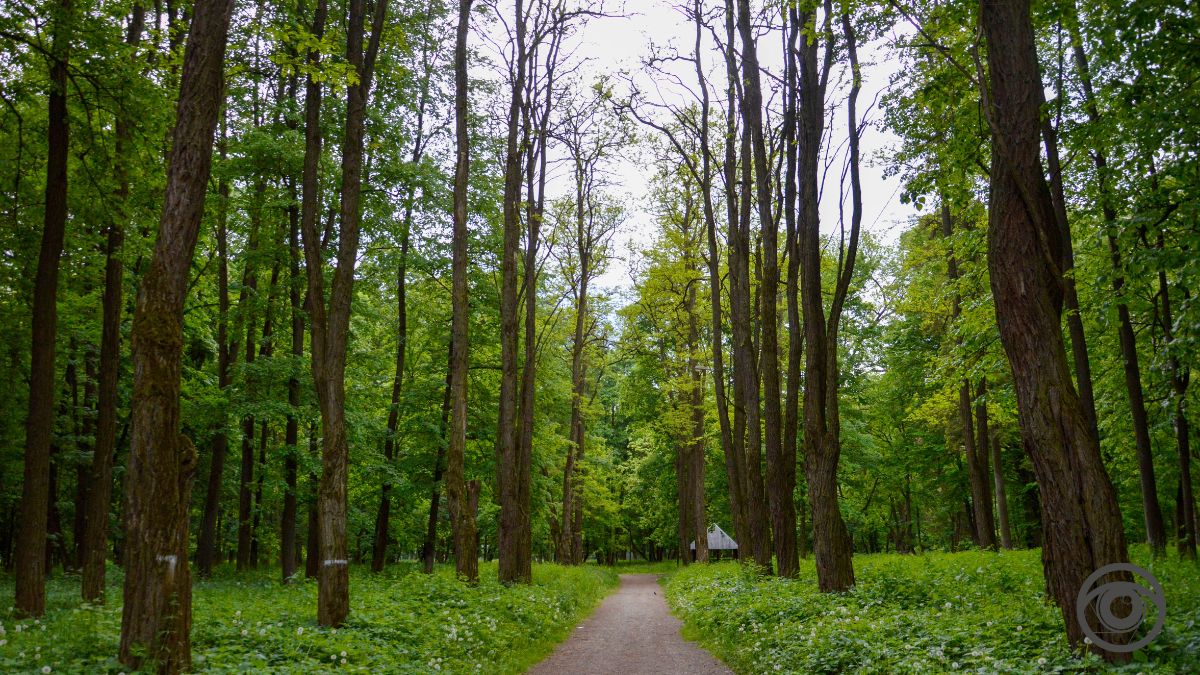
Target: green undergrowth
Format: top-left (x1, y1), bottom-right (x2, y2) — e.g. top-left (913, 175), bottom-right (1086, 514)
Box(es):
top-left (0, 561), bottom-right (618, 674)
top-left (665, 549), bottom-right (1200, 674)
top-left (596, 560), bottom-right (681, 575)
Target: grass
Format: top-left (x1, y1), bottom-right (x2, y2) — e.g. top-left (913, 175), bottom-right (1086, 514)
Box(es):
top-left (0, 561), bottom-right (618, 674)
top-left (664, 548), bottom-right (1200, 674)
top-left (594, 559), bottom-right (682, 575)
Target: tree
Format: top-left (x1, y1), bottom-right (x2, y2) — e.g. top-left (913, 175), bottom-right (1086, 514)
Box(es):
top-left (797, 1), bottom-right (857, 592)
top-left (736, 0), bottom-right (796, 578)
top-left (14, 0), bottom-right (71, 619)
top-left (300, 0), bottom-right (388, 626)
top-left (979, 0), bottom-right (1128, 657)
top-left (117, 0), bottom-right (235, 666)
top-left (446, 0), bottom-right (479, 583)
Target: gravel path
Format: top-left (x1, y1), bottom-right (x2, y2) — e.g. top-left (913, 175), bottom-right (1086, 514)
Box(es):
top-left (527, 573), bottom-right (733, 675)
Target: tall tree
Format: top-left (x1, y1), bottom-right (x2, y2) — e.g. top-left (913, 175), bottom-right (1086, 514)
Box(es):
top-left (300, 0), bottom-right (387, 625)
top-left (1062, 4), bottom-right (1166, 557)
top-left (797, 2), bottom-right (857, 592)
top-left (117, 0), bottom-right (235, 666)
top-left (496, 0), bottom-right (531, 584)
top-left (14, 0), bottom-right (72, 618)
top-left (446, 0), bottom-right (479, 583)
top-left (736, 0), bottom-right (796, 578)
top-left (979, 0), bottom-right (1129, 656)
top-left (81, 1), bottom-right (145, 603)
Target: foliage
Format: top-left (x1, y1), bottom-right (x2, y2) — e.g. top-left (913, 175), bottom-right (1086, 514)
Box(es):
top-left (666, 549), bottom-right (1200, 674)
top-left (0, 562), bottom-right (617, 673)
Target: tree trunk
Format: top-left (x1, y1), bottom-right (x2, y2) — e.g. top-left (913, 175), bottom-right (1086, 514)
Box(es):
top-left (798, 6), bottom-right (856, 592)
top-left (990, 432), bottom-right (1013, 549)
top-left (1064, 10), bottom-right (1166, 557)
top-left (687, 274), bottom-right (708, 564)
top-left (371, 220), bottom-right (409, 573)
top-left (690, 0), bottom-right (741, 554)
top-left (979, 0), bottom-right (1129, 656)
top-left (1155, 258), bottom-right (1196, 559)
top-left (196, 116), bottom-right (230, 580)
top-left (737, 0), bottom-right (795, 579)
top-left (305, 424), bottom-right (320, 579)
top-left (15, 0), bottom-right (71, 618)
top-left (728, 5), bottom-right (770, 571)
top-left (496, 0), bottom-right (530, 585)
top-left (82, 3), bottom-right (144, 601)
top-left (447, 0), bottom-right (479, 583)
top-left (300, 0), bottom-right (387, 626)
top-left (118, 0), bottom-right (233, 666)
top-left (423, 355), bottom-right (453, 573)
top-left (782, 4), bottom-right (805, 568)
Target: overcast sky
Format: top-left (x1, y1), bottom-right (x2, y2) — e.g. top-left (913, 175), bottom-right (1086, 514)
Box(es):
top-left (479, 1), bottom-right (919, 296)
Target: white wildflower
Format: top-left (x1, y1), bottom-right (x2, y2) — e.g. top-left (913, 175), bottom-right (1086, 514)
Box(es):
top-left (296, 627), bottom-right (304, 635)
top-left (42, 667), bottom-right (52, 674)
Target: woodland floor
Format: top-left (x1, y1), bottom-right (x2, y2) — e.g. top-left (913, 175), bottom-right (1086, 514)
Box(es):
top-left (527, 573), bottom-right (732, 675)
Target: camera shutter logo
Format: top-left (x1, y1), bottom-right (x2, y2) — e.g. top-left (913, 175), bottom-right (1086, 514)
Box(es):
top-left (1075, 562), bottom-right (1166, 653)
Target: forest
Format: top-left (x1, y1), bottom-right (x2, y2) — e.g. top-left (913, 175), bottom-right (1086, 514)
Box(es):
top-left (0, 0), bottom-right (1198, 672)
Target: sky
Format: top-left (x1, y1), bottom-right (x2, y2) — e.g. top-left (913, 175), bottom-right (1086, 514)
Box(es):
top-left (471, 1), bottom-right (920, 298)
top-left (551, 1), bottom-right (920, 295)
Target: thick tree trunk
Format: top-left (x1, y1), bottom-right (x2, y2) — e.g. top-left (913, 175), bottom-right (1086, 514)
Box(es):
top-left (737, 0), bottom-right (795, 579)
top-left (798, 6), bottom-right (855, 592)
top-left (496, 0), bottom-right (531, 585)
top-left (15, 0), bottom-right (71, 618)
top-left (733, 50), bottom-right (770, 571)
top-left (980, 0), bottom-right (1129, 656)
top-left (118, 0), bottom-right (233, 666)
top-left (299, 0), bottom-right (386, 625)
top-left (447, 0), bottom-right (479, 583)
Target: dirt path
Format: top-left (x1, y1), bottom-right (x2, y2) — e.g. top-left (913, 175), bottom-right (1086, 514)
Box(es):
top-left (527, 573), bottom-right (733, 675)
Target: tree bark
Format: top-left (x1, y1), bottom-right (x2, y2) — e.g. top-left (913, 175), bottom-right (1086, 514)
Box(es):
top-left (447, 0), bottom-right (479, 583)
top-left (737, 0), bottom-right (795, 579)
top-left (496, 0), bottom-right (531, 585)
top-left (979, 0), bottom-right (1129, 656)
top-left (798, 5), bottom-right (856, 592)
top-left (299, 0), bottom-right (387, 625)
top-left (15, 0), bottom-right (71, 618)
top-left (118, 0), bottom-right (233, 666)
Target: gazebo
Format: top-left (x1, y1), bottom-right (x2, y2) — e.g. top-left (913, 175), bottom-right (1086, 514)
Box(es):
top-left (690, 524), bottom-right (738, 560)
